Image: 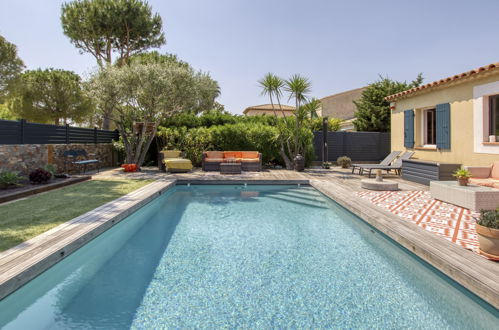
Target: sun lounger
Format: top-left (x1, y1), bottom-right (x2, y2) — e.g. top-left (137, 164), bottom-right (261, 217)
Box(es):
top-left (351, 151), bottom-right (401, 174)
top-left (358, 152), bottom-right (415, 178)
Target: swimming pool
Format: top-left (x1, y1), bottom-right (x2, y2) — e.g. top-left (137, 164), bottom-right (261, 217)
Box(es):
top-left (0, 185), bottom-right (497, 328)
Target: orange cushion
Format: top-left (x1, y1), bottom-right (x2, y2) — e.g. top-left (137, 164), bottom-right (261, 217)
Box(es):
top-left (241, 151), bottom-right (259, 158)
top-left (469, 178), bottom-right (495, 188)
top-left (491, 161), bottom-right (499, 179)
top-left (205, 151), bottom-right (224, 158)
top-left (224, 151), bottom-right (242, 159)
top-left (241, 158), bottom-right (260, 163)
top-left (204, 158), bottom-right (224, 163)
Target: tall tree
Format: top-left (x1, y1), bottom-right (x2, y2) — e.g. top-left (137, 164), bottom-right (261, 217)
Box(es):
top-left (285, 74), bottom-right (311, 157)
top-left (61, 0), bottom-right (166, 128)
top-left (9, 69), bottom-right (94, 125)
top-left (353, 74), bottom-right (423, 132)
top-left (88, 61), bottom-right (218, 166)
top-left (0, 35), bottom-right (24, 101)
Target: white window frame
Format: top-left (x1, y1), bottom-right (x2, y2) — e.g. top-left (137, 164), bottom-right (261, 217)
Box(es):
top-left (473, 81), bottom-right (499, 154)
top-left (419, 107), bottom-right (437, 149)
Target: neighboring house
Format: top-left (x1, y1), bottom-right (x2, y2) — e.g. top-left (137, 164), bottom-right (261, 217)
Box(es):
top-left (387, 62), bottom-right (499, 167)
top-left (319, 87), bottom-right (365, 131)
top-left (243, 104), bottom-right (295, 117)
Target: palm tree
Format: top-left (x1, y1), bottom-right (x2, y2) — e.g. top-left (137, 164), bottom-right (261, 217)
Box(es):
top-left (258, 73), bottom-right (293, 169)
top-left (285, 74), bottom-right (311, 156)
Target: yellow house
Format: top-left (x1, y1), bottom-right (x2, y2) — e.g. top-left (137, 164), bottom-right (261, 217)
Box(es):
top-left (388, 62), bottom-right (499, 167)
top-left (243, 104), bottom-right (295, 117)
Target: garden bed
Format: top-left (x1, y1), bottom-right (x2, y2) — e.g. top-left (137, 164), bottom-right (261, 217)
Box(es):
top-left (0, 176), bottom-right (91, 204)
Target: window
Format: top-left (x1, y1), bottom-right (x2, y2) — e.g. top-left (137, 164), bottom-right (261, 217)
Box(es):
top-left (423, 108), bottom-right (436, 145)
top-left (490, 95), bottom-right (499, 136)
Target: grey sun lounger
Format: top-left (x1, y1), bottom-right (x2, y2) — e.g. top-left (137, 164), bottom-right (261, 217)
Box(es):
top-left (359, 151), bottom-right (415, 178)
top-left (351, 151), bottom-right (401, 174)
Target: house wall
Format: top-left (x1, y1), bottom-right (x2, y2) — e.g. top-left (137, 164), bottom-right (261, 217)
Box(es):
top-left (320, 87), bottom-right (365, 120)
top-left (244, 110), bottom-right (294, 117)
top-left (391, 74), bottom-right (499, 166)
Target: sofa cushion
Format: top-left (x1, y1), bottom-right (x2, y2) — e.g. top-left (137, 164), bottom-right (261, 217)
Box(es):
top-left (469, 178), bottom-right (495, 188)
top-left (491, 161), bottom-right (499, 179)
top-left (162, 150), bottom-right (181, 158)
top-left (241, 151), bottom-right (259, 159)
top-left (224, 151), bottom-right (242, 159)
top-left (241, 158), bottom-right (260, 163)
top-left (204, 158), bottom-right (224, 163)
top-left (205, 151), bottom-right (224, 159)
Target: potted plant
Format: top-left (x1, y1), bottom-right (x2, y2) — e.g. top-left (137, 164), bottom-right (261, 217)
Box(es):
top-left (336, 156), bottom-right (352, 169)
top-left (322, 161), bottom-right (332, 169)
top-left (476, 208), bottom-right (499, 260)
top-left (453, 168), bottom-right (471, 186)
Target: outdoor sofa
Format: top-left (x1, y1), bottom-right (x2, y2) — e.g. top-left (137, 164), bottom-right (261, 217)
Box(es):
top-left (357, 151), bottom-right (414, 178)
top-left (202, 151), bottom-right (262, 171)
top-left (465, 161), bottom-right (499, 189)
top-left (158, 150), bottom-right (193, 173)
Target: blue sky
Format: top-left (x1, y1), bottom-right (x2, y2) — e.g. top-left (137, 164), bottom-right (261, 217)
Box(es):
top-left (1, 0), bottom-right (499, 114)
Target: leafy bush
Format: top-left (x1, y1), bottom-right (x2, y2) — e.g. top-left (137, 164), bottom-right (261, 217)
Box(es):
top-left (29, 168), bottom-right (52, 184)
top-left (309, 117), bottom-right (343, 132)
top-left (337, 156), bottom-right (352, 168)
top-left (453, 168), bottom-right (471, 179)
top-left (0, 171), bottom-right (23, 187)
top-left (44, 164), bottom-right (57, 176)
top-left (478, 208), bottom-right (499, 229)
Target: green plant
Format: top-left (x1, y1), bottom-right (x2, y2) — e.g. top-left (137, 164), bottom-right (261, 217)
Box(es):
top-left (453, 168), bottom-right (471, 179)
top-left (477, 208), bottom-right (499, 229)
top-left (322, 161), bottom-right (332, 169)
top-left (337, 156), bottom-right (352, 168)
top-left (29, 168), bottom-right (52, 184)
top-left (0, 171), bottom-right (22, 187)
top-left (44, 164), bottom-right (57, 176)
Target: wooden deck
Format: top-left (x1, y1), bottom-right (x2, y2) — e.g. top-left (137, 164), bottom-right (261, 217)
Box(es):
top-left (1, 167), bottom-right (498, 309)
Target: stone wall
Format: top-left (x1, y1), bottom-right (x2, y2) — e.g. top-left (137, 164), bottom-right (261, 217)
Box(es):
top-left (0, 144), bottom-right (116, 174)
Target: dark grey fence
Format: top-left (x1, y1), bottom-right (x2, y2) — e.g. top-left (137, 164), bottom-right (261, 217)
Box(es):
top-left (0, 119), bottom-right (119, 145)
top-left (313, 131), bottom-right (391, 162)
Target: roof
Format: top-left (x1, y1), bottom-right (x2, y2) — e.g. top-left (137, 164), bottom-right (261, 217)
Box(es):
top-left (320, 87), bottom-right (366, 101)
top-left (386, 62), bottom-right (499, 101)
top-left (243, 104), bottom-right (295, 114)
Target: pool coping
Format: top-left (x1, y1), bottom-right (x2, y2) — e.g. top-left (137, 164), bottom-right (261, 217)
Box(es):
top-left (0, 178), bottom-right (498, 310)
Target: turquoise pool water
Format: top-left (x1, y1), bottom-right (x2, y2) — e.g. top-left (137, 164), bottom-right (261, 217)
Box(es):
top-left (0, 185), bottom-right (497, 329)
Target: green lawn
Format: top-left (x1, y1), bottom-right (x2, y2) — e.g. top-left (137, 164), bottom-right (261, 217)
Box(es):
top-left (0, 179), bottom-right (153, 252)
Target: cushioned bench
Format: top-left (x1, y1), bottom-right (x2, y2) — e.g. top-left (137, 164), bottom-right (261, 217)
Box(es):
top-left (158, 150), bottom-right (193, 173)
top-left (202, 151), bottom-right (262, 171)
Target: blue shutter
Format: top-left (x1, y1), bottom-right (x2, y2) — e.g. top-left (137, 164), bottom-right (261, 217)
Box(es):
top-left (404, 109), bottom-right (414, 148)
top-left (436, 103), bottom-right (451, 149)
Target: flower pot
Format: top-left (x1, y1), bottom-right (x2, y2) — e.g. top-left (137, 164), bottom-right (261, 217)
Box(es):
top-left (475, 223), bottom-right (499, 260)
top-left (294, 154), bottom-right (305, 172)
top-left (457, 177), bottom-right (469, 186)
top-left (489, 135), bottom-right (497, 143)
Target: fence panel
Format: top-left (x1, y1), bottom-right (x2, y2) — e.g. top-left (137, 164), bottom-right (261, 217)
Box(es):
top-left (0, 119), bottom-right (119, 145)
top-left (313, 131), bottom-right (391, 162)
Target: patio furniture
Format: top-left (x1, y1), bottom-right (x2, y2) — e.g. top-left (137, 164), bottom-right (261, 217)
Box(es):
top-left (402, 159), bottom-right (461, 185)
top-left (158, 150), bottom-right (193, 173)
top-left (358, 152), bottom-right (414, 178)
top-left (202, 151), bottom-right (262, 171)
top-left (430, 181), bottom-right (499, 211)
top-left (351, 151), bottom-right (401, 174)
top-left (220, 162), bottom-right (242, 174)
top-left (465, 161), bottom-right (499, 189)
top-left (63, 149), bottom-right (99, 174)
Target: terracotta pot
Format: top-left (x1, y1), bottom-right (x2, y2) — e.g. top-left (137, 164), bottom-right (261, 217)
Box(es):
top-left (476, 223), bottom-right (499, 260)
top-left (457, 177), bottom-right (469, 186)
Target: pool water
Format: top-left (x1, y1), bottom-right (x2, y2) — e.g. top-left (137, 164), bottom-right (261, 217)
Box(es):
top-left (0, 185), bottom-right (497, 329)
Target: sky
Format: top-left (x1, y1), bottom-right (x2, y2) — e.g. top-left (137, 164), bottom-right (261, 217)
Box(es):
top-left (1, 0), bottom-right (499, 114)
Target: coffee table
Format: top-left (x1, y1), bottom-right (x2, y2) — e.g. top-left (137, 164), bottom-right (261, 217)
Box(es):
top-left (430, 181), bottom-right (499, 211)
top-left (220, 162), bottom-right (242, 174)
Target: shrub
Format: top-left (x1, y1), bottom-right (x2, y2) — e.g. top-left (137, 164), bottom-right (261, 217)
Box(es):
top-left (337, 156), bottom-right (352, 168)
top-left (309, 117), bottom-right (343, 132)
top-left (44, 164), bottom-right (57, 176)
top-left (0, 171), bottom-right (23, 187)
top-left (453, 168), bottom-right (471, 179)
top-left (477, 208), bottom-right (499, 229)
top-left (29, 168), bottom-right (52, 184)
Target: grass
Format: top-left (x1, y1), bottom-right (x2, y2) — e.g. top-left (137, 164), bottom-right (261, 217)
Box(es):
top-left (0, 179), bottom-right (153, 252)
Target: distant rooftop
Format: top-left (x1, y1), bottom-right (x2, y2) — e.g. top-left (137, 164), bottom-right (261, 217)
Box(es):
top-left (243, 104), bottom-right (295, 115)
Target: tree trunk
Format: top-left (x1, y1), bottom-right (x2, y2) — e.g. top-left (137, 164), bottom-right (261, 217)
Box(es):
top-left (279, 147), bottom-right (294, 170)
